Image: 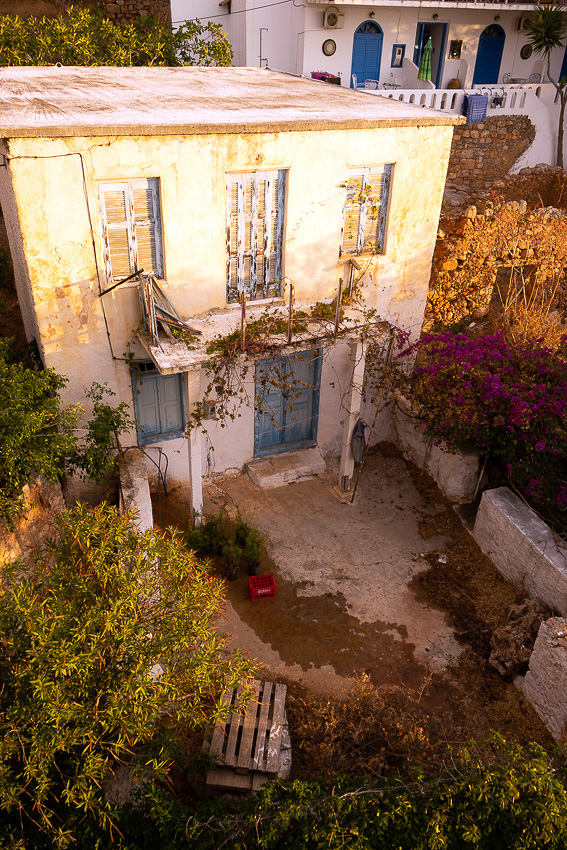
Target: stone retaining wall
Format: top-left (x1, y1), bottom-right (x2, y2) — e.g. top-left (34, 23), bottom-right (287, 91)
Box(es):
top-left (447, 116), bottom-right (536, 191)
top-left (473, 487), bottom-right (567, 616)
top-left (391, 397), bottom-right (480, 503)
top-left (0, 475), bottom-right (65, 567)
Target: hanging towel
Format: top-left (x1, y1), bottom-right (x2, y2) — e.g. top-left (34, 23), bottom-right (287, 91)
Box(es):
top-left (351, 418), bottom-right (366, 466)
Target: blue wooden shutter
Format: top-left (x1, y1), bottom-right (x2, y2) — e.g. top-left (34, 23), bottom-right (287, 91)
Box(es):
top-left (136, 374), bottom-right (161, 440)
top-left (131, 179), bottom-right (163, 278)
top-left (160, 374), bottom-right (184, 434)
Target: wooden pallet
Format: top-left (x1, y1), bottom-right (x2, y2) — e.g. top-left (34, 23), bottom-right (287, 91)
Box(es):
top-left (205, 680), bottom-right (287, 790)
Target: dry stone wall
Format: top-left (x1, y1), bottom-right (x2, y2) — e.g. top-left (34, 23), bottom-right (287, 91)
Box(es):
top-left (427, 175), bottom-right (567, 329)
top-left (446, 116), bottom-right (536, 192)
top-left (0, 475), bottom-right (65, 568)
top-left (0, 0), bottom-right (171, 24)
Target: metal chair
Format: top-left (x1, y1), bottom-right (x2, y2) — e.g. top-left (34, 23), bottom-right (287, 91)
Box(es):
top-left (351, 74), bottom-right (365, 89)
top-left (502, 73), bottom-right (511, 84)
top-left (364, 79), bottom-right (379, 90)
top-left (529, 73), bottom-right (541, 83)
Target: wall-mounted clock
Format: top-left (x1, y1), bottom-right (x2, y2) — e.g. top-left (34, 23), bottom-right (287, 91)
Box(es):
top-left (322, 39), bottom-right (336, 57)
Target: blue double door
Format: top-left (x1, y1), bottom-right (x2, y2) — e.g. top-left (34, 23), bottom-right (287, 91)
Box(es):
top-left (254, 350), bottom-right (321, 457)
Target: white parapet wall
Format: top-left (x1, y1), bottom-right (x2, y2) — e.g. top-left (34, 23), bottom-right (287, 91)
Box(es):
top-left (521, 617), bottom-right (567, 743)
top-left (119, 450), bottom-right (154, 532)
top-left (391, 397), bottom-right (480, 503)
top-left (473, 487), bottom-right (567, 617)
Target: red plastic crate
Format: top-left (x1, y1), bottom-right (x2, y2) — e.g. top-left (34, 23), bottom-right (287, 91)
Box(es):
top-left (248, 574), bottom-right (277, 601)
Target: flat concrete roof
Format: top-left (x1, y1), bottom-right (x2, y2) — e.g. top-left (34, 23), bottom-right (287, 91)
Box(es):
top-left (0, 65), bottom-right (463, 138)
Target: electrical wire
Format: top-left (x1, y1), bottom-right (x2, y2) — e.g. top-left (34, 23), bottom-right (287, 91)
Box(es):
top-left (122, 445), bottom-right (169, 497)
top-left (1, 147), bottom-right (130, 362)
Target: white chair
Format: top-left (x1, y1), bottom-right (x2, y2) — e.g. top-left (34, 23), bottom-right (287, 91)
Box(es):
top-left (502, 73), bottom-right (511, 84)
top-left (529, 73), bottom-right (541, 83)
top-left (364, 79), bottom-right (379, 90)
top-left (351, 74), bottom-right (365, 89)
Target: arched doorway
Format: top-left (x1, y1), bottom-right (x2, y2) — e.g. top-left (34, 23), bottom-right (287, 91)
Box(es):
top-left (351, 21), bottom-right (383, 88)
top-left (473, 25), bottom-right (506, 86)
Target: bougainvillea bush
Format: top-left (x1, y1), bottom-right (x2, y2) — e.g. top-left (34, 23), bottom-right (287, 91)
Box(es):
top-left (405, 331), bottom-right (567, 530)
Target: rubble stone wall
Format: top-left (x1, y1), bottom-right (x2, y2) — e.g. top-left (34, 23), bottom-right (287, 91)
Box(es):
top-left (0, 0), bottom-right (171, 24)
top-left (447, 116), bottom-right (536, 191)
top-left (0, 475), bottom-right (65, 568)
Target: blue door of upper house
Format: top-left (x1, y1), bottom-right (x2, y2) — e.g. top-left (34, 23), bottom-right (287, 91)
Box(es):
top-left (472, 25), bottom-right (505, 86)
top-left (351, 21), bottom-right (383, 88)
top-left (254, 350), bottom-right (322, 457)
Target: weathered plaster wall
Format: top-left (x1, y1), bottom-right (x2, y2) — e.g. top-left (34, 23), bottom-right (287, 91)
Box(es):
top-left (1, 120), bottom-right (451, 478)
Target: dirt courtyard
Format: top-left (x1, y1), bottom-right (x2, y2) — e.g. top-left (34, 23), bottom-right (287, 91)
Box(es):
top-left (157, 444), bottom-right (552, 746)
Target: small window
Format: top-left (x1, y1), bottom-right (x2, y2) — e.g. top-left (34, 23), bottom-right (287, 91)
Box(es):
top-left (340, 165), bottom-right (392, 256)
top-left (99, 178), bottom-right (164, 281)
top-left (226, 170), bottom-right (286, 303)
top-left (131, 362), bottom-right (185, 444)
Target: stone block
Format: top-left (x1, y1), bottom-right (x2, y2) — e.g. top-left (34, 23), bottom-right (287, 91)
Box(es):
top-left (521, 617), bottom-right (567, 742)
top-left (246, 446), bottom-right (326, 489)
top-left (119, 451), bottom-right (153, 532)
top-left (473, 487), bottom-right (567, 616)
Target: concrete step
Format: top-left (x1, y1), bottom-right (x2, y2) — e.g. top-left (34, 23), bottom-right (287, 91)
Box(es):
top-left (246, 446), bottom-right (326, 489)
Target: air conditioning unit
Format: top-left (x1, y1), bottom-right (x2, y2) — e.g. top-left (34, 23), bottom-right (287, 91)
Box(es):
top-left (323, 6), bottom-right (344, 29)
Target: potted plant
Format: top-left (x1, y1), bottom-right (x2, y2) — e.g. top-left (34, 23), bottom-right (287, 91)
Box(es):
top-left (245, 530), bottom-right (264, 576)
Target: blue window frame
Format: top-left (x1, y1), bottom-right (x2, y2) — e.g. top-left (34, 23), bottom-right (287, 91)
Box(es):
top-left (131, 361), bottom-right (185, 444)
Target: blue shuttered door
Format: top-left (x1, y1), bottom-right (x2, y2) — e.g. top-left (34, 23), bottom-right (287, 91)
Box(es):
top-left (472, 25), bottom-right (505, 86)
top-left (255, 350), bottom-right (321, 457)
top-left (132, 364), bottom-right (185, 444)
top-left (351, 22), bottom-right (383, 87)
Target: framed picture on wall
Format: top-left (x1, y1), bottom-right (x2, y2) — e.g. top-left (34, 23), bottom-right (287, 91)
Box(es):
top-left (449, 40), bottom-right (462, 60)
top-left (391, 44), bottom-right (405, 68)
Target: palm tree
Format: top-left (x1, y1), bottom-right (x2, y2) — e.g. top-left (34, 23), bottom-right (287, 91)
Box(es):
top-left (525, 4), bottom-right (567, 168)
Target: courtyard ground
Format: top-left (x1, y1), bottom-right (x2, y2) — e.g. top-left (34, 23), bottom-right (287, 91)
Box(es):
top-left (155, 444), bottom-right (553, 766)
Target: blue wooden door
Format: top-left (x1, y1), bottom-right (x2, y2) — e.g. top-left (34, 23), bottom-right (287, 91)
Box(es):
top-left (255, 350), bottom-right (321, 457)
top-left (473, 25), bottom-right (505, 86)
top-left (351, 21), bottom-right (383, 88)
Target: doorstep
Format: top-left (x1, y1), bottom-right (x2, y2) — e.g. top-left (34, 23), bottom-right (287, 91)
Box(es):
top-left (246, 446), bottom-right (326, 489)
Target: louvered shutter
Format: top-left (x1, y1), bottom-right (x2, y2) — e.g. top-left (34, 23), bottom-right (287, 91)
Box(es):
top-left (100, 184), bottom-right (133, 279)
top-left (100, 178), bottom-right (163, 282)
top-left (136, 375), bottom-right (161, 439)
top-left (267, 171), bottom-right (285, 297)
top-left (226, 177), bottom-right (239, 302)
top-left (226, 171), bottom-right (286, 302)
top-left (341, 173), bottom-right (364, 255)
top-left (341, 166), bottom-right (392, 255)
top-left (160, 374), bottom-right (184, 434)
top-left (131, 180), bottom-right (163, 277)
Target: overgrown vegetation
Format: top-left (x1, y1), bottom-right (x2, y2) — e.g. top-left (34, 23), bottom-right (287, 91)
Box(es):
top-left (0, 7), bottom-right (233, 67)
top-left (78, 735), bottom-right (567, 849)
top-left (0, 340), bottom-right (133, 527)
top-left (185, 509), bottom-right (266, 580)
top-left (0, 504), bottom-right (255, 849)
top-left (405, 331), bottom-right (567, 530)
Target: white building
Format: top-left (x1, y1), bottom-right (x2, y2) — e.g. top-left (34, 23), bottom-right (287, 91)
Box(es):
top-left (0, 66), bottom-right (460, 517)
top-left (174, 0), bottom-right (566, 90)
